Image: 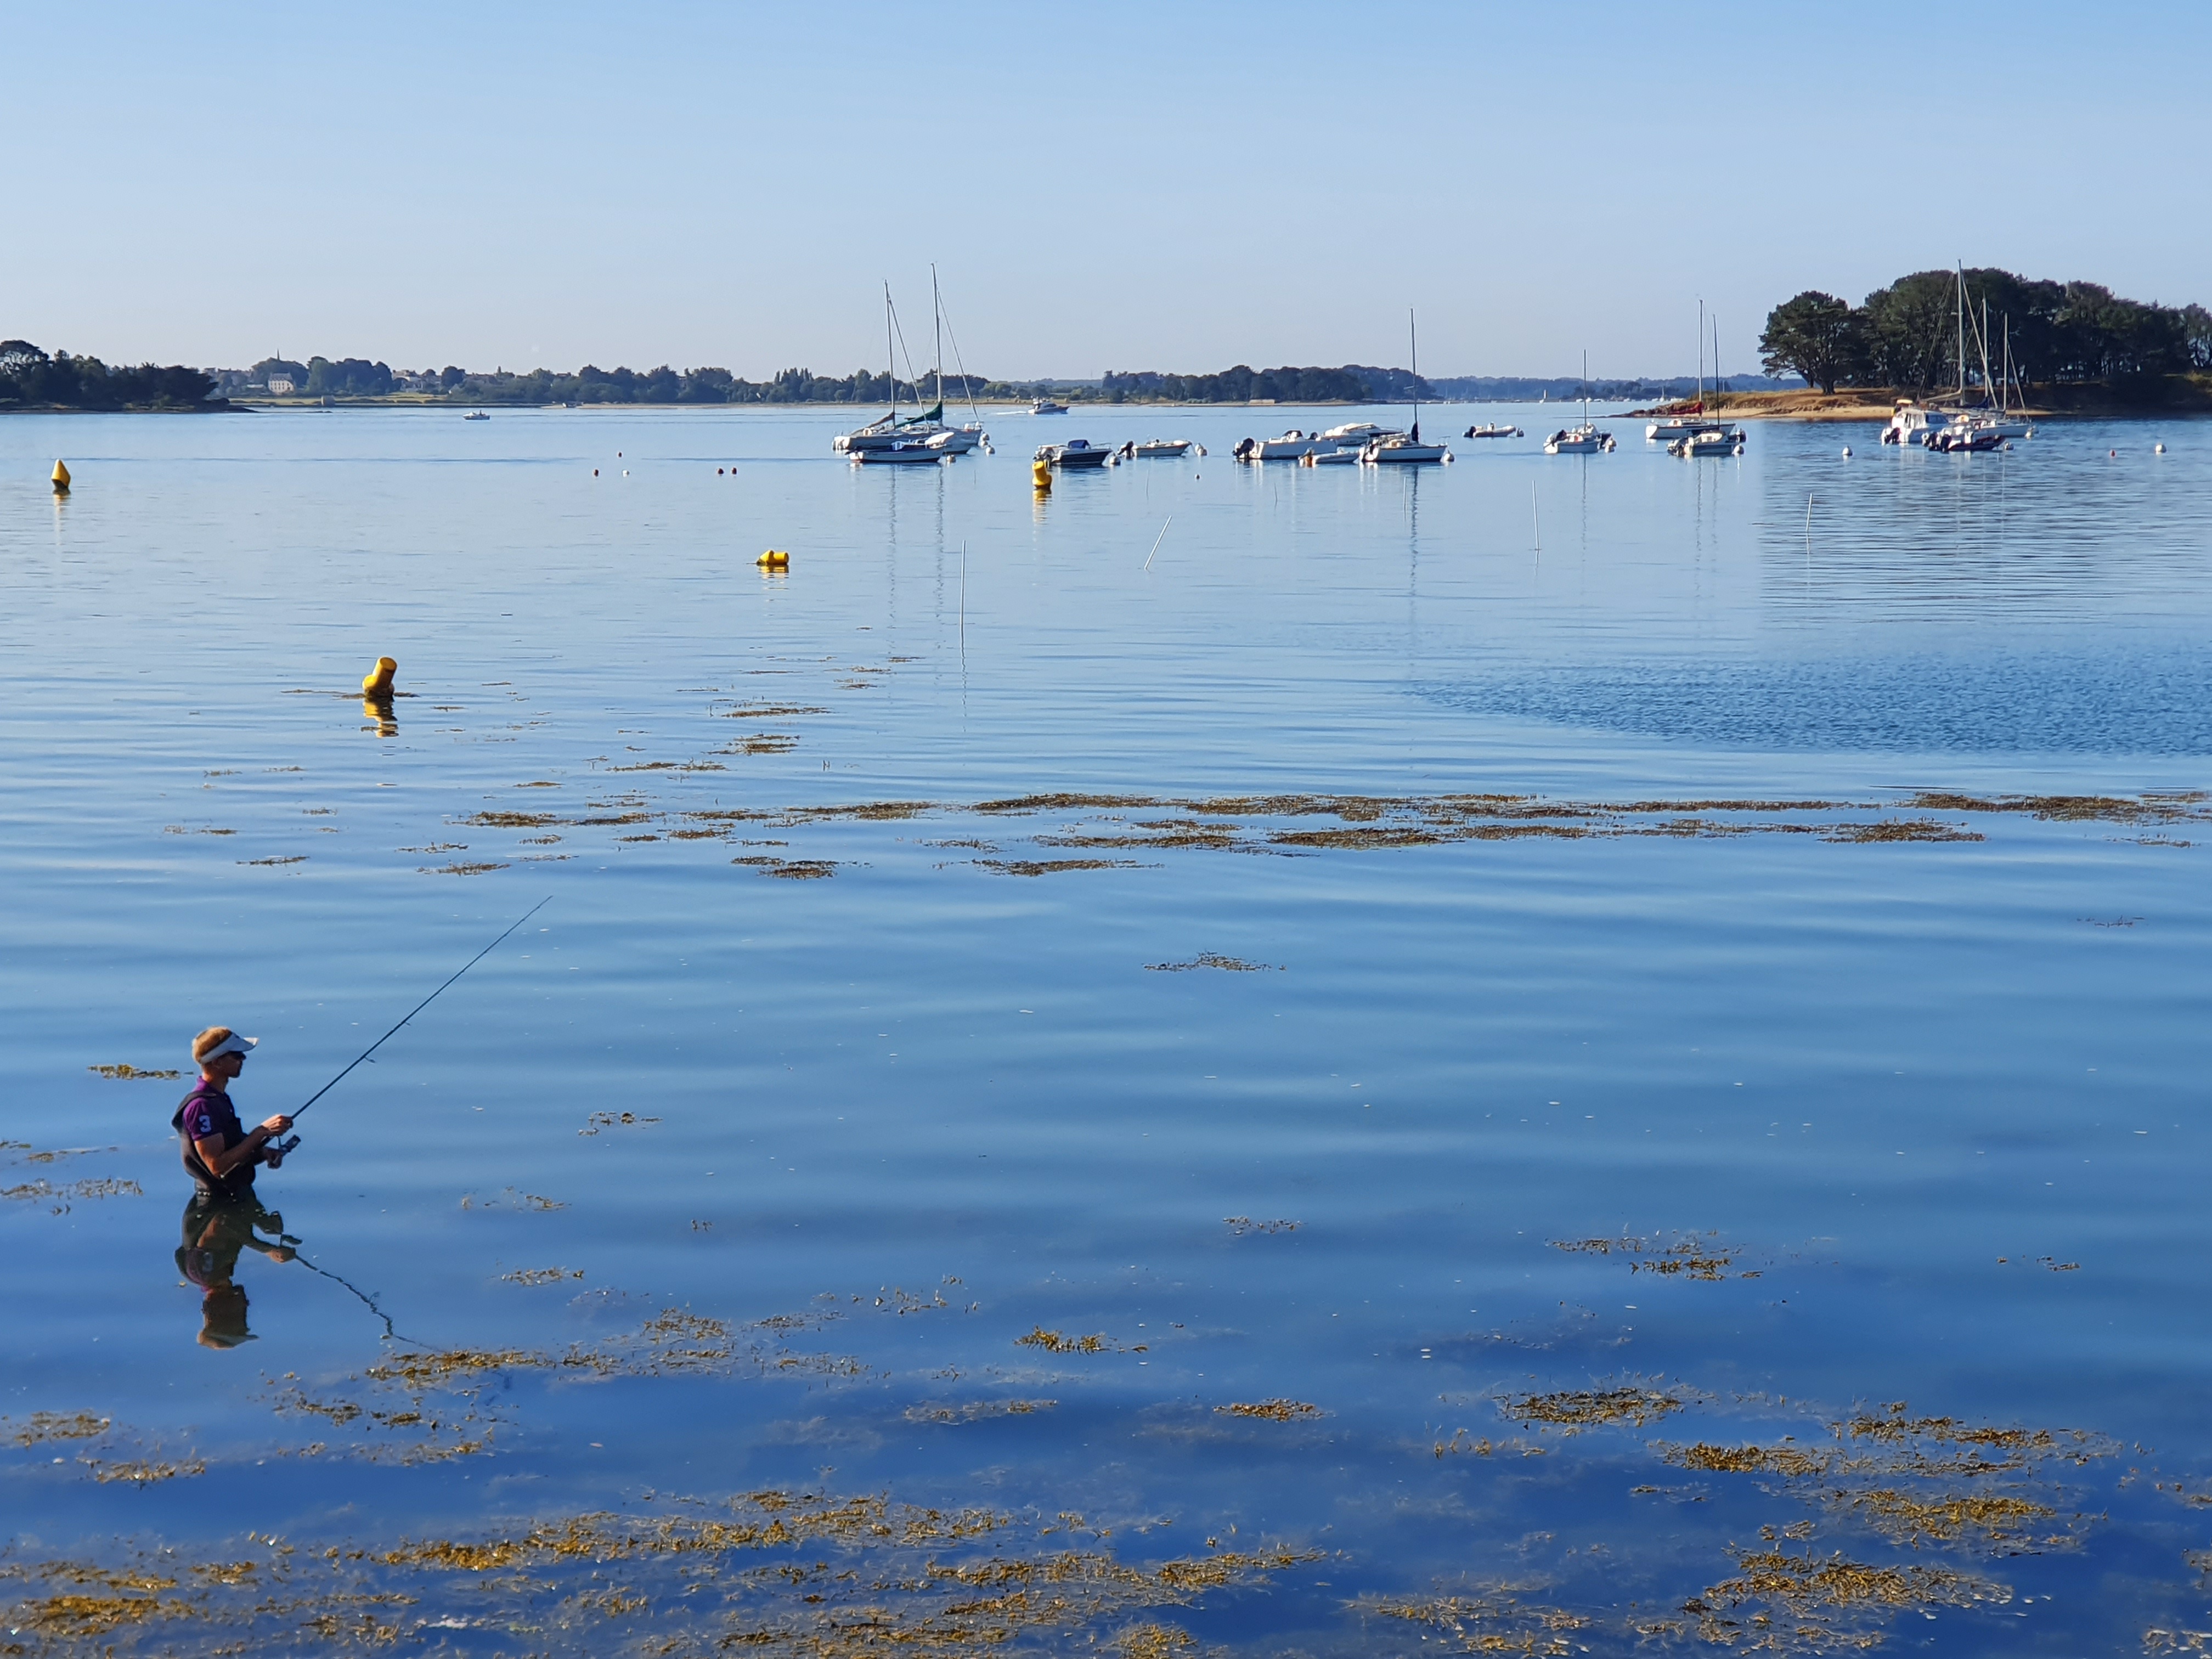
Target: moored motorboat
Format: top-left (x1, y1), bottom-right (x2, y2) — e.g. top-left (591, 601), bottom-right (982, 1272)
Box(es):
top-left (1300, 445), bottom-right (1362, 466)
top-left (1927, 425), bottom-right (2010, 453)
top-left (1667, 426), bottom-right (1745, 458)
top-left (1463, 422), bottom-right (1522, 438)
top-left (462, 411), bottom-right (489, 420)
top-left (1363, 433), bottom-right (1449, 464)
top-left (1235, 430), bottom-right (1331, 461)
top-left (1544, 425), bottom-right (1615, 454)
top-left (1035, 438), bottom-right (1115, 469)
top-left (1132, 438), bottom-right (1200, 458)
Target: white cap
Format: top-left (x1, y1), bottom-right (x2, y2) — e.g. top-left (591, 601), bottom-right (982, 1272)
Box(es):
top-left (196, 1032), bottom-right (258, 1064)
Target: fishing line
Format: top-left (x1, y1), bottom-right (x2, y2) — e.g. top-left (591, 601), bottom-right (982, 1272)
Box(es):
top-left (276, 896), bottom-right (551, 1153)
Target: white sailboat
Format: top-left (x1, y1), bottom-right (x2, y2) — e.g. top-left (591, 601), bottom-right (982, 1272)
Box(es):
top-left (1544, 353), bottom-right (1615, 454)
top-left (1364, 311), bottom-right (1449, 464)
top-left (1647, 301), bottom-right (1736, 443)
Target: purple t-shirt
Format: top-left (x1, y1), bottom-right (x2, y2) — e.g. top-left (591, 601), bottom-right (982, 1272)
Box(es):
top-left (173, 1081), bottom-right (253, 1194)
top-left (177, 1081), bottom-right (234, 1144)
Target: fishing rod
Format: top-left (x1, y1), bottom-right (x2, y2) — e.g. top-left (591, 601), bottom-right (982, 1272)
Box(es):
top-left (270, 896), bottom-right (551, 1158)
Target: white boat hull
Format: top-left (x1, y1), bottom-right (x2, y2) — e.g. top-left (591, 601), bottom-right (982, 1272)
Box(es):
top-left (1364, 441), bottom-right (1449, 464)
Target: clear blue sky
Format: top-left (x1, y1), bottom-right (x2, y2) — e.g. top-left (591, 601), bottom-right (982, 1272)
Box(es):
top-left (7, 2), bottom-right (2206, 381)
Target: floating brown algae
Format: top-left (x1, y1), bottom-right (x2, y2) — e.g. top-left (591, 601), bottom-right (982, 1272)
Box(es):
top-left (1685, 1545), bottom-right (1996, 1633)
top-left (979, 859), bottom-right (1152, 877)
top-left (238, 854), bottom-right (308, 866)
top-left (719, 704), bottom-right (830, 718)
top-left (1223, 1216), bottom-right (1301, 1235)
top-left (4, 1177), bottom-right (142, 1205)
top-left (7, 1410), bottom-right (111, 1444)
top-left (1215, 1400), bottom-right (1324, 1422)
top-left (1147, 955), bottom-right (1280, 973)
top-left (1840, 1487), bottom-right (2059, 1550)
top-left (1822, 818), bottom-right (1985, 844)
top-left (460, 809), bottom-right (561, 827)
top-left (86, 1063), bottom-right (182, 1080)
top-left (973, 794), bottom-right (1165, 814)
top-left (1367, 1590), bottom-right (1588, 1657)
top-left (420, 860), bottom-right (508, 876)
top-left (580, 1110), bottom-right (661, 1135)
top-left (1550, 1231), bottom-right (1759, 1281)
top-left (1500, 1385), bottom-right (1690, 1431)
top-left (86, 1456), bottom-right (207, 1485)
top-left (364, 1349), bottom-right (548, 1387)
top-left (500, 1267), bottom-right (583, 1286)
top-left (1906, 791), bottom-right (2208, 823)
top-left (1016, 1327), bottom-right (1118, 1355)
top-left (905, 1400), bottom-right (1057, 1424)
top-left (1115, 1624), bottom-right (1195, 1658)
top-left (766, 861), bottom-right (836, 879)
top-left (1666, 1442), bottom-right (1836, 1479)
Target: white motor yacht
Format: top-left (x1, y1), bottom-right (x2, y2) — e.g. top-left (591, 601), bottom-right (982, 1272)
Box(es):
top-left (1132, 438), bottom-right (1199, 458)
top-left (1321, 421), bottom-right (1398, 447)
top-left (1235, 430), bottom-right (1332, 461)
top-left (1031, 398), bottom-right (1069, 415)
top-left (1300, 446), bottom-right (1362, 466)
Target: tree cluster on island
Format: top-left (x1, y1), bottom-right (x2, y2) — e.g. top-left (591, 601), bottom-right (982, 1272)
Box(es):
top-left (1759, 270), bottom-right (2212, 394)
top-left (0, 342), bottom-right (219, 410)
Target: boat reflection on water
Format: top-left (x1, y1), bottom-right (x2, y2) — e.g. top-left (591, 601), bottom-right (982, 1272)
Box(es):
top-left (176, 1195), bottom-right (296, 1350)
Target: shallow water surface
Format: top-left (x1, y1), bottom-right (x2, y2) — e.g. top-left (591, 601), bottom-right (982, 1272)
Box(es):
top-left (4, 404), bottom-right (2211, 1654)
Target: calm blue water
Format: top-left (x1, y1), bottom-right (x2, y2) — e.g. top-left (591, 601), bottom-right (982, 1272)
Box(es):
top-left (3, 404), bottom-right (2210, 1654)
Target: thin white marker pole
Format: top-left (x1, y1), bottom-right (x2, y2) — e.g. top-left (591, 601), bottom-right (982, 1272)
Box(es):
top-left (1805, 493), bottom-right (1814, 550)
top-left (1145, 515), bottom-right (1172, 571)
top-left (1532, 481), bottom-right (1541, 551)
top-left (958, 541), bottom-right (967, 654)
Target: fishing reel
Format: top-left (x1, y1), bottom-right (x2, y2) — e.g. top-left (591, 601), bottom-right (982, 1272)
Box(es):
top-left (269, 1133), bottom-right (302, 1160)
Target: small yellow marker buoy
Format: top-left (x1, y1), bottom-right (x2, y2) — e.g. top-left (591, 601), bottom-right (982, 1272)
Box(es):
top-left (1032, 459), bottom-right (1052, 491)
top-left (362, 656), bottom-right (397, 697)
top-left (757, 550), bottom-right (789, 571)
top-left (51, 460), bottom-right (70, 493)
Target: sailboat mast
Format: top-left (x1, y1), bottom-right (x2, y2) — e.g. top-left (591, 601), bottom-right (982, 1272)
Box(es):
top-left (1695, 298), bottom-right (1705, 411)
top-left (932, 263), bottom-right (944, 416)
top-left (1956, 263), bottom-right (1966, 401)
top-left (1408, 308), bottom-right (1420, 442)
top-left (884, 284), bottom-right (898, 420)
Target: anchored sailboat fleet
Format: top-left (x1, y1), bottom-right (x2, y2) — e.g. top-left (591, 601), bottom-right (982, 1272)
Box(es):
top-left (838, 271), bottom-right (991, 464)
top-left (1884, 265), bottom-right (2035, 452)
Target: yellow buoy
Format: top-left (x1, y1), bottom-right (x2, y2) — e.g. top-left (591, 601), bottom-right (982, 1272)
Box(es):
top-left (756, 550), bottom-right (789, 570)
top-left (1032, 459), bottom-right (1052, 490)
top-left (361, 656), bottom-right (397, 696)
top-left (51, 460), bottom-right (70, 493)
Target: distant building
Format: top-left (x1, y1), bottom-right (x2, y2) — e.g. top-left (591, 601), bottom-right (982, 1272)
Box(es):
top-left (266, 375), bottom-right (296, 396)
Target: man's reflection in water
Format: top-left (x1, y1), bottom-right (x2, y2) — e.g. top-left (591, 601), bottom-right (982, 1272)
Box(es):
top-left (176, 1195), bottom-right (296, 1349)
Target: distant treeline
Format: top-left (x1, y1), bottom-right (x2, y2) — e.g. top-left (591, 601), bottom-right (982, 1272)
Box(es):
top-left (0, 342), bottom-right (218, 410)
top-left (224, 357), bottom-right (995, 405)
top-left (1098, 364), bottom-right (1430, 403)
top-left (1427, 374), bottom-right (1801, 402)
top-left (1760, 270), bottom-right (2212, 394)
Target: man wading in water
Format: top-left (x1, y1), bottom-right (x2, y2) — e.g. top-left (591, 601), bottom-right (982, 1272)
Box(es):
top-left (173, 1028), bottom-right (293, 1199)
